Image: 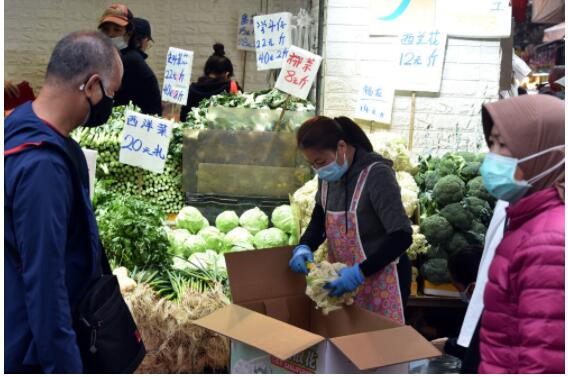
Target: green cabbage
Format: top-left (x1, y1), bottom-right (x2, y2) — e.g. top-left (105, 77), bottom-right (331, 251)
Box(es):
top-left (253, 227), bottom-right (289, 249)
top-left (224, 227), bottom-right (254, 251)
top-left (176, 206), bottom-right (209, 234)
top-left (215, 210), bottom-right (240, 233)
top-left (197, 226), bottom-right (225, 252)
top-left (168, 229), bottom-right (192, 257)
top-left (271, 205), bottom-right (295, 234)
top-left (239, 207), bottom-right (269, 235)
top-left (185, 234), bottom-right (207, 255)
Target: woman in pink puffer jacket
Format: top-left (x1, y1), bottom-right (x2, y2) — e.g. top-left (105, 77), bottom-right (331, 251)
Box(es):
top-left (478, 94), bottom-right (565, 374)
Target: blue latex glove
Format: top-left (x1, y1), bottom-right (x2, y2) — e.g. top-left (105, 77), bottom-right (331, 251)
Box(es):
top-left (325, 264), bottom-right (365, 297)
top-left (289, 245), bottom-right (314, 274)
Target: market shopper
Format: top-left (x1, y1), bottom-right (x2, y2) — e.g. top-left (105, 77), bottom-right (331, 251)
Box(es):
top-left (431, 246), bottom-right (483, 373)
top-left (4, 31), bottom-right (123, 373)
top-left (113, 17), bottom-right (162, 115)
top-left (180, 43), bottom-right (241, 122)
top-left (477, 94), bottom-right (565, 374)
top-left (289, 116), bottom-right (412, 324)
top-left (98, 3), bottom-right (134, 51)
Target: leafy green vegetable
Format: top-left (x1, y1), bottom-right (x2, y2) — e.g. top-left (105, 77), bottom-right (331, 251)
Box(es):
top-left (176, 206), bottom-right (209, 234)
top-left (96, 195), bottom-right (170, 270)
top-left (185, 235), bottom-right (207, 255)
top-left (253, 227), bottom-right (289, 249)
top-left (168, 228), bottom-right (193, 257)
top-left (446, 232), bottom-right (470, 255)
top-left (433, 174), bottom-right (465, 207)
top-left (271, 205), bottom-right (295, 234)
top-left (197, 226), bottom-right (225, 252)
top-left (224, 227), bottom-right (254, 251)
top-left (239, 207), bottom-right (269, 235)
top-left (438, 154), bottom-right (466, 177)
top-left (460, 162), bottom-right (482, 182)
top-left (215, 210), bottom-right (240, 233)
top-left (420, 258), bottom-right (452, 284)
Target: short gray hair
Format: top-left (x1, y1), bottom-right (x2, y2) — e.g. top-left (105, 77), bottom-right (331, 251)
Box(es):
top-left (45, 31), bottom-right (117, 88)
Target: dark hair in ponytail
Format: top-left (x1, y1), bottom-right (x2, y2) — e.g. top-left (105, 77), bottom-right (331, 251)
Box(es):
top-left (203, 43), bottom-right (234, 77)
top-left (297, 116), bottom-right (373, 152)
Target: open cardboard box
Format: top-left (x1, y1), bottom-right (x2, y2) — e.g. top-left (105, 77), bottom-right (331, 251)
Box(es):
top-left (194, 247), bottom-right (441, 373)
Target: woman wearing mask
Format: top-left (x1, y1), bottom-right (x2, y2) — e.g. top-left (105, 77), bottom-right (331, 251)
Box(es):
top-left (180, 44), bottom-right (240, 122)
top-left (98, 3), bottom-right (133, 52)
top-left (289, 116), bottom-right (413, 324)
top-left (113, 17), bottom-right (162, 116)
top-left (477, 94), bottom-right (565, 374)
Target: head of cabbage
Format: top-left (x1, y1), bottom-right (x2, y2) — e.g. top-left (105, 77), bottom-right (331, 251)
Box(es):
top-left (176, 206), bottom-right (209, 234)
top-left (224, 227), bottom-right (254, 252)
top-left (197, 226), bottom-right (225, 252)
top-left (185, 234), bottom-right (207, 256)
top-left (168, 228), bottom-right (193, 257)
top-left (253, 227), bottom-right (288, 249)
top-left (239, 207), bottom-right (268, 235)
top-left (215, 211), bottom-right (239, 233)
top-left (271, 205), bottom-right (295, 234)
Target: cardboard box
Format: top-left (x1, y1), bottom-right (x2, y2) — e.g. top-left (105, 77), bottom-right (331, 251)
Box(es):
top-left (194, 247), bottom-right (441, 373)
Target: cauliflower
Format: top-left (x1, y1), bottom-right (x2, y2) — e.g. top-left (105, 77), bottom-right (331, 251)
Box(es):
top-left (305, 261), bottom-right (356, 315)
top-left (433, 175), bottom-right (465, 208)
top-left (291, 176), bottom-right (319, 233)
top-left (396, 171), bottom-right (419, 218)
top-left (439, 202), bottom-right (473, 231)
top-left (420, 214), bottom-right (453, 246)
top-left (407, 225), bottom-right (429, 261)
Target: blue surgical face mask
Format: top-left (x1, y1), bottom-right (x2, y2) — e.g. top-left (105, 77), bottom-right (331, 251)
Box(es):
top-left (316, 151), bottom-right (349, 182)
top-left (480, 145), bottom-right (565, 203)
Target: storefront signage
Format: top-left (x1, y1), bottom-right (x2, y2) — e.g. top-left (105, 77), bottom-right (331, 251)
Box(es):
top-left (275, 45), bottom-right (322, 99)
top-left (119, 111), bottom-right (173, 174)
top-left (237, 11), bottom-right (257, 51)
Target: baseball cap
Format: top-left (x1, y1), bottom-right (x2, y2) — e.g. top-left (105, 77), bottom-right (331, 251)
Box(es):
top-left (99, 3), bottom-right (132, 28)
top-left (133, 17), bottom-right (153, 41)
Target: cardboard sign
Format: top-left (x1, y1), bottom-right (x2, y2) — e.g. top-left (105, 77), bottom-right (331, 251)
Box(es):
top-left (253, 12), bottom-right (292, 70)
top-left (237, 11), bottom-right (257, 51)
top-left (436, 0), bottom-right (512, 38)
top-left (275, 46), bottom-right (322, 99)
top-left (82, 148), bottom-right (97, 200)
top-left (119, 111), bottom-right (173, 174)
top-left (369, 0), bottom-right (436, 36)
top-left (355, 78), bottom-right (395, 124)
top-left (161, 47), bottom-right (194, 105)
top-left (395, 30), bottom-right (447, 93)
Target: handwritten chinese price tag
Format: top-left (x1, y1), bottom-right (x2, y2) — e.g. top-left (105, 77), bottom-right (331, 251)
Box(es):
top-left (119, 111), bottom-right (173, 174)
top-left (355, 79), bottom-right (395, 124)
top-left (237, 11), bottom-right (257, 51)
top-left (253, 12), bottom-right (292, 70)
top-left (162, 47), bottom-right (194, 105)
top-left (275, 46), bottom-right (322, 99)
top-left (395, 30), bottom-right (447, 93)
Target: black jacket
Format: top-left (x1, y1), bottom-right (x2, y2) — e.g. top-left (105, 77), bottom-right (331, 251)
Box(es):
top-left (114, 48), bottom-right (162, 116)
top-left (180, 77), bottom-right (241, 122)
top-left (300, 148), bottom-right (413, 306)
top-left (444, 321), bottom-right (481, 373)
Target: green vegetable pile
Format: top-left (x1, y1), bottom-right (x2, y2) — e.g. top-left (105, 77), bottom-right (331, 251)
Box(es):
top-left (73, 104), bottom-right (186, 214)
top-left (414, 152), bottom-right (494, 284)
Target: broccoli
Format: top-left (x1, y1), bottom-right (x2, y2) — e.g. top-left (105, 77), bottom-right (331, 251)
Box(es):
top-left (440, 202), bottom-right (473, 231)
top-left (446, 232), bottom-right (470, 255)
top-left (426, 245), bottom-right (448, 259)
top-left (420, 215), bottom-right (453, 245)
top-left (438, 153), bottom-right (466, 177)
top-left (475, 153), bottom-right (487, 163)
top-left (455, 151), bottom-right (477, 162)
top-left (466, 176), bottom-right (493, 203)
top-left (419, 192), bottom-right (437, 219)
top-left (420, 258), bottom-right (452, 284)
top-left (460, 162), bottom-right (482, 182)
top-left (471, 220), bottom-right (487, 235)
top-left (464, 197), bottom-right (492, 225)
top-left (424, 170), bottom-right (440, 191)
top-left (433, 174), bottom-right (465, 207)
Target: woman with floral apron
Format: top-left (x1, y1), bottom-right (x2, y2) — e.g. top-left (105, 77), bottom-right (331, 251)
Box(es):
top-left (289, 116), bottom-right (413, 324)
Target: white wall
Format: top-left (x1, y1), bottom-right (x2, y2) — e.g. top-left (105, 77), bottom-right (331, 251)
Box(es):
top-left (4, 0), bottom-right (311, 93)
top-left (321, 0), bottom-right (502, 156)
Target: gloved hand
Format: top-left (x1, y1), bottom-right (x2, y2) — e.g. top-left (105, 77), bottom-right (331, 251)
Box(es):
top-left (324, 264), bottom-right (364, 297)
top-left (289, 245), bottom-right (314, 274)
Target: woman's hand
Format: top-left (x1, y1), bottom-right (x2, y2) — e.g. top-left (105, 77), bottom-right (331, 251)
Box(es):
top-left (430, 337), bottom-right (448, 353)
top-left (324, 264), bottom-right (364, 297)
top-left (289, 245), bottom-right (314, 274)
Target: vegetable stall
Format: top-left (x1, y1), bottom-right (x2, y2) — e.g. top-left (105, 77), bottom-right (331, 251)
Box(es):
top-left (76, 88), bottom-right (496, 373)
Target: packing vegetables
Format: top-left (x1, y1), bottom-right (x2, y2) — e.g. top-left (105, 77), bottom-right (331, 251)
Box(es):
top-left (305, 261), bottom-right (356, 315)
top-left (414, 152), bottom-right (495, 284)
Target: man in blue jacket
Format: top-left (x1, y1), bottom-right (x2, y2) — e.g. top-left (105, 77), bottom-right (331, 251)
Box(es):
top-left (4, 31), bottom-right (123, 373)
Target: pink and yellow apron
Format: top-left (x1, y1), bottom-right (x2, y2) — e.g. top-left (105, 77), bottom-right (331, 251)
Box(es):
top-left (322, 162), bottom-right (405, 325)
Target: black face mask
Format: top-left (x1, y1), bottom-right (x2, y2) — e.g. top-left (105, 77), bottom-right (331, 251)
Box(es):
top-left (83, 81), bottom-right (114, 127)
